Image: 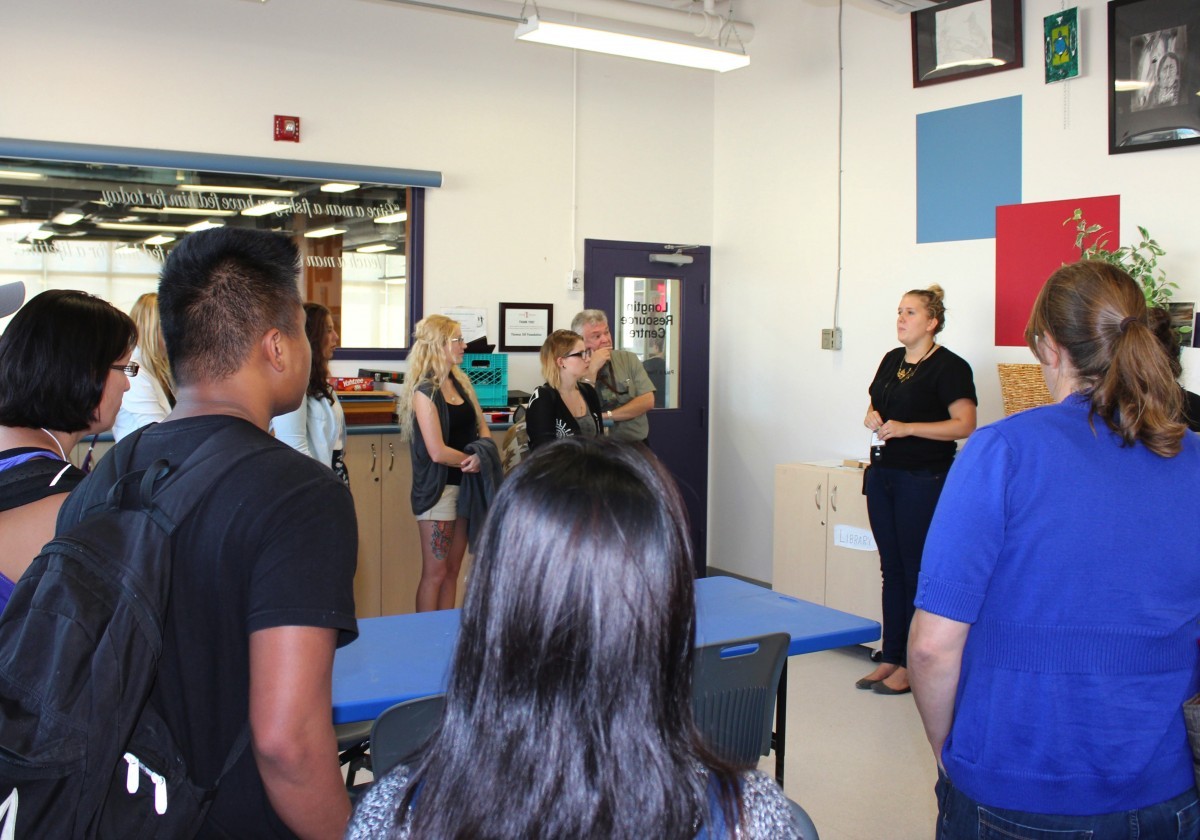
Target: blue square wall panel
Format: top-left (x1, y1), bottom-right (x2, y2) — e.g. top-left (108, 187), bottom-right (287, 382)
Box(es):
top-left (916, 96), bottom-right (1022, 243)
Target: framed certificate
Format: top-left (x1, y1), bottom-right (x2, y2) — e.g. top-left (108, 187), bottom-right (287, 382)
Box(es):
top-left (498, 302), bottom-right (552, 352)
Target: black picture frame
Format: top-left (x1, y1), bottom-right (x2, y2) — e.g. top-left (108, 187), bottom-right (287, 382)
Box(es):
top-left (911, 0), bottom-right (1023, 88)
top-left (498, 302), bottom-right (553, 352)
top-left (1108, 0), bottom-right (1200, 154)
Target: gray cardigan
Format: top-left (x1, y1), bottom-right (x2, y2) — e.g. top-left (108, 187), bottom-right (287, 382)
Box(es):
top-left (408, 376), bottom-right (476, 515)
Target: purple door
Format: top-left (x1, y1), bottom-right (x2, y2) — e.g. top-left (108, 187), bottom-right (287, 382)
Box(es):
top-left (584, 239), bottom-right (711, 577)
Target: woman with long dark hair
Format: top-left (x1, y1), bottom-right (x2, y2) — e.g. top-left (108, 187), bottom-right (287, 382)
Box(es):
top-left (347, 438), bottom-right (802, 839)
top-left (860, 284), bottom-right (976, 695)
top-left (910, 261), bottom-right (1200, 837)
top-left (271, 302), bottom-right (349, 482)
top-left (0, 290), bottom-right (136, 609)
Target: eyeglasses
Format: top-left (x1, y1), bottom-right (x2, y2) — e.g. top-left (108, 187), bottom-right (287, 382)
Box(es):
top-left (111, 362), bottom-right (140, 377)
top-left (448, 337), bottom-right (467, 345)
top-left (562, 350), bottom-right (592, 360)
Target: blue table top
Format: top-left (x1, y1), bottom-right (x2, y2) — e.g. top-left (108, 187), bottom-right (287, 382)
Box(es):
top-left (331, 575), bottom-right (879, 724)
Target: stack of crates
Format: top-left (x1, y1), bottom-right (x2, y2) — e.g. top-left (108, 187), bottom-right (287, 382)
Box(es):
top-left (462, 353), bottom-right (508, 408)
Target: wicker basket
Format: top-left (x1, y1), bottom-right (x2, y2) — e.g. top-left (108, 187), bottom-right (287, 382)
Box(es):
top-left (997, 364), bottom-right (1053, 416)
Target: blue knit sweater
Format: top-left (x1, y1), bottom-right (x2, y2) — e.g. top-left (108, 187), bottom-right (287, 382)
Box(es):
top-left (917, 394), bottom-right (1200, 814)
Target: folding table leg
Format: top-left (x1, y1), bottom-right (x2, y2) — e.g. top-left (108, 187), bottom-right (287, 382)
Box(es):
top-left (772, 660), bottom-right (788, 785)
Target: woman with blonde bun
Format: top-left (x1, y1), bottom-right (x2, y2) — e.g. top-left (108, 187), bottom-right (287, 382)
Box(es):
top-left (400, 314), bottom-right (491, 612)
top-left (859, 284), bottom-right (976, 695)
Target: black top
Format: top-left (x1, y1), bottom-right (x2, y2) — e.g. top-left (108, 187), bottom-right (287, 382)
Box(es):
top-left (868, 345), bottom-right (977, 471)
top-left (58, 416), bottom-right (358, 839)
top-left (410, 377), bottom-right (481, 513)
top-left (525, 382), bottom-right (604, 450)
top-left (1184, 388), bottom-right (1200, 433)
top-left (444, 400), bottom-right (476, 486)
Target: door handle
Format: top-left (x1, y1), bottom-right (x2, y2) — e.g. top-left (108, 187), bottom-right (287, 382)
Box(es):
top-left (814, 482), bottom-right (822, 511)
top-left (370, 443), bottom-right (377, 473)
top-left (830, 484), bottom-right (838, 513)
top-left (388, 441), bottom-right (395, 471)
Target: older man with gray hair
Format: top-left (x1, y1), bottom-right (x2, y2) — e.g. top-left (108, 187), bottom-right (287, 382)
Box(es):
top-left (570, 309), bottom-right (655, 444)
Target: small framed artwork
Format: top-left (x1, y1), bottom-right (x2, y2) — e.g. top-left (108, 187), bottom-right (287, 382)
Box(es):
top-left (498, 302), bottom-right (553, 352)
top-left (1108, 0), bottom-right (1200, 154)
top-left (1044, 7), bottom-right (1079, 84)
top-left (911, 0), bottom-right (1023, 88)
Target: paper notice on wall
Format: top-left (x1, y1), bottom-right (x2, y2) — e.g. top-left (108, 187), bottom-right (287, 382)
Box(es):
top-left (440, 307), bottom-right (487, 343)
top-left (833, 524), bottom-right (877, 552)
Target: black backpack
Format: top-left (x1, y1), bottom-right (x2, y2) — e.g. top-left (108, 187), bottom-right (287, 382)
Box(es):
top-left (0, 424), bottom-right (258, 838)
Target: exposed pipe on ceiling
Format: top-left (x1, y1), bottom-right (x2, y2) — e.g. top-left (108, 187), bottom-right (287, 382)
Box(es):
top-left (372, 0), bottom-right (754, 43)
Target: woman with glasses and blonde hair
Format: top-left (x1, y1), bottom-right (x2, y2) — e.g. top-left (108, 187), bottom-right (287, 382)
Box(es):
top-left (909, 261), bottom-right (1200, 838)
top-left (400, 314), bottom-right (492, 612)
top-left (113, 292), bottom-right (175, 440)
top-left (0, 290), bottom-right (136, 610)
top-left (525, 329), bottom-right (603, 451)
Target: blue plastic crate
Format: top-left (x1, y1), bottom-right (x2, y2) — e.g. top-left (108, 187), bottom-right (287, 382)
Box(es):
top-left (462, 353), bottom-right (508, 407)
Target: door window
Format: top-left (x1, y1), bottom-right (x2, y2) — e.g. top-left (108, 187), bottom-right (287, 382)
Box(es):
top-left (615, 275), bottom-right (679, 409)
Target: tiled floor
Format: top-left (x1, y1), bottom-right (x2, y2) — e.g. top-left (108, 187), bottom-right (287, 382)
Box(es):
top-left (769, 644), bottom-right (939, 840)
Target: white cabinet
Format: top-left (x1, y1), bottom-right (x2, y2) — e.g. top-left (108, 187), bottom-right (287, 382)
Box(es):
top-left (772, 461), bottom-right (881, 648)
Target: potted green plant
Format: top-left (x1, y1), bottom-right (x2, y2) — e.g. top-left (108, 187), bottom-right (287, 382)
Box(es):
top-left (1065, 209), bottom-right (1189, 337)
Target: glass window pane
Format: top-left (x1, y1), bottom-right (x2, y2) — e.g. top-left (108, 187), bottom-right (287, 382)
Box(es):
top-left (614, 276), bottom-right (679, 409)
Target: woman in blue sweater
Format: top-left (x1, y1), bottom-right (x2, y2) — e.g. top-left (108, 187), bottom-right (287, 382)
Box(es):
top-left (909, 261), bottom-right (1200, 839)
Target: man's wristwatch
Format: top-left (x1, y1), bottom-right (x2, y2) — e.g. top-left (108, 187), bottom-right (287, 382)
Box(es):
top-left (605, 410), bottom-right (614, 420)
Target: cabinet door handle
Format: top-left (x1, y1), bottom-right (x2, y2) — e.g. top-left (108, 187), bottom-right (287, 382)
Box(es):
top-left (370, 443), bottom-right (377, 473)
top-left (815, 482), bottom-right (822, 511)
top-left (388, 442), bottom-right (395, 471)
top-left (830, 484), bottom-right (838, 513)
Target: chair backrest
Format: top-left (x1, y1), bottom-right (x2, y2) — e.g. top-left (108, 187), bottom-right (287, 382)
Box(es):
top-left (997, 363), bottom-right (1053, 416)
top-left (369, 694), bottom-right (447, 778)
top-left (692, 633), bottom-right (789, 766)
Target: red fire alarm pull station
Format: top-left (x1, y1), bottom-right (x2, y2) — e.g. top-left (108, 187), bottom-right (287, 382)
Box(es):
top-left (274, 115), bottom-right (301, 142)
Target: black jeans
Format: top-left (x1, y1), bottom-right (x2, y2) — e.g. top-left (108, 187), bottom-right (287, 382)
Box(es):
top-left (864, 464), bottom-right (947, 667)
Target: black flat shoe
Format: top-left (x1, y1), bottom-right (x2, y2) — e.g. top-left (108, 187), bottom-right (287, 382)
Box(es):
top-left (872, 681), bottom-right (912, 695)
top-left (855, 676), bottom-right (882, 690)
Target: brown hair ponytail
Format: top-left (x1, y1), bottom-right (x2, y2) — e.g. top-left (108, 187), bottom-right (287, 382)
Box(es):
top-left (1024, 261), bottom-right (1185, 457)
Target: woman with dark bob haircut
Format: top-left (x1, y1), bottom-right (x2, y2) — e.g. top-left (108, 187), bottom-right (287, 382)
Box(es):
top-left (348, 438), bottom-right (803, 839)
top-left (0, 290), bottom-right (137, 609)
top-left (909, 262), bottom-right (1200, 838)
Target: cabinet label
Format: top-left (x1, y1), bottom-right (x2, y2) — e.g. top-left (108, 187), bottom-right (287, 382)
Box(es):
top-left (833, 524), bottom-right (877, 552)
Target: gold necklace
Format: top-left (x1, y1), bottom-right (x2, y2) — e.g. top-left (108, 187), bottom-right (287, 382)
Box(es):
top-left (896, 343), bottom-right (936, 383)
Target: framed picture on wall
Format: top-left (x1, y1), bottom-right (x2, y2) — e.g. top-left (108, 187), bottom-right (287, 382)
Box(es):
top-left (498, 302), bottom-right (553, 352)
top-left (911, 0), bottom-right (1023, 88)
top-left (1108, 0), bottom-right (1200, 154)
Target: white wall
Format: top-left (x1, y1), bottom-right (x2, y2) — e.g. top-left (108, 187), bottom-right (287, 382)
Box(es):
top-left (710, 0), bottom-right (1200, 582)
top-left (2, 0), bottom-right (716, 388)
top-left (6, 0), bottom-right (1198, 583)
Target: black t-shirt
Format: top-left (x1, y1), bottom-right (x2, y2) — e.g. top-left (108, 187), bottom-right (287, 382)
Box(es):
top-left (868, 345), bottom-right (977, 471)
top-left (58, 415), bottom-right (358, 839)
top-left (444, 400), bottom-right (476, 487)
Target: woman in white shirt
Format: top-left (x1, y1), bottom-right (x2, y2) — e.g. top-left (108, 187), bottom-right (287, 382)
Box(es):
top-left (271, 302), bottom-right (348, 482)
top-left (113, 292), bottom-right (174, 440)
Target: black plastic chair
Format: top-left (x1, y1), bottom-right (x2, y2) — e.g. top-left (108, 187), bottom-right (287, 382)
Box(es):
top-left (693, 633), bottom-right (820, 839)
top-left (369, 694), bottom-right (447, 779)
top-left (335, 720), bottom-right (373, 790)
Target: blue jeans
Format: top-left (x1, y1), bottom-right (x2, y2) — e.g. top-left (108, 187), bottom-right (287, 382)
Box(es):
top-left (935, 768), bottom-right (1200, 840)
top-left (864, 465), bottom-right (947, 667)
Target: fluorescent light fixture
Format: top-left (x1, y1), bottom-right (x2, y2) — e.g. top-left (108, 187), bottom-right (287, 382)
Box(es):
top-left (304, 226), bottom-right (346, 239)
top-left (95, 222), bottom-right (190, 233)
top-left (145, 234), bottom-right (176, 246)
top-left (0, 169), bottom-right (46, 181)
top-left (373, 211), bottom-right (408, 224)
top-left (321, 182), bottom-right (360, 193)
top-left (130, 206), bottom-right (238, 217)
top-left (185, 218), bottom-right (225, 232)
top-left (29, 227), bottom-right (55, 240)
top-left (242, 201), bottom-right (291, 217)
top-left (52, 208), bottom-right (86, 226)
top-left (0, 198), bottom-right (20, 207)
top-left (515, 15), bottom-right (749, 73)
top-left (178, 184), bottom-right (294, 197)
top-left (357, 243), bottom-right (397, 253)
